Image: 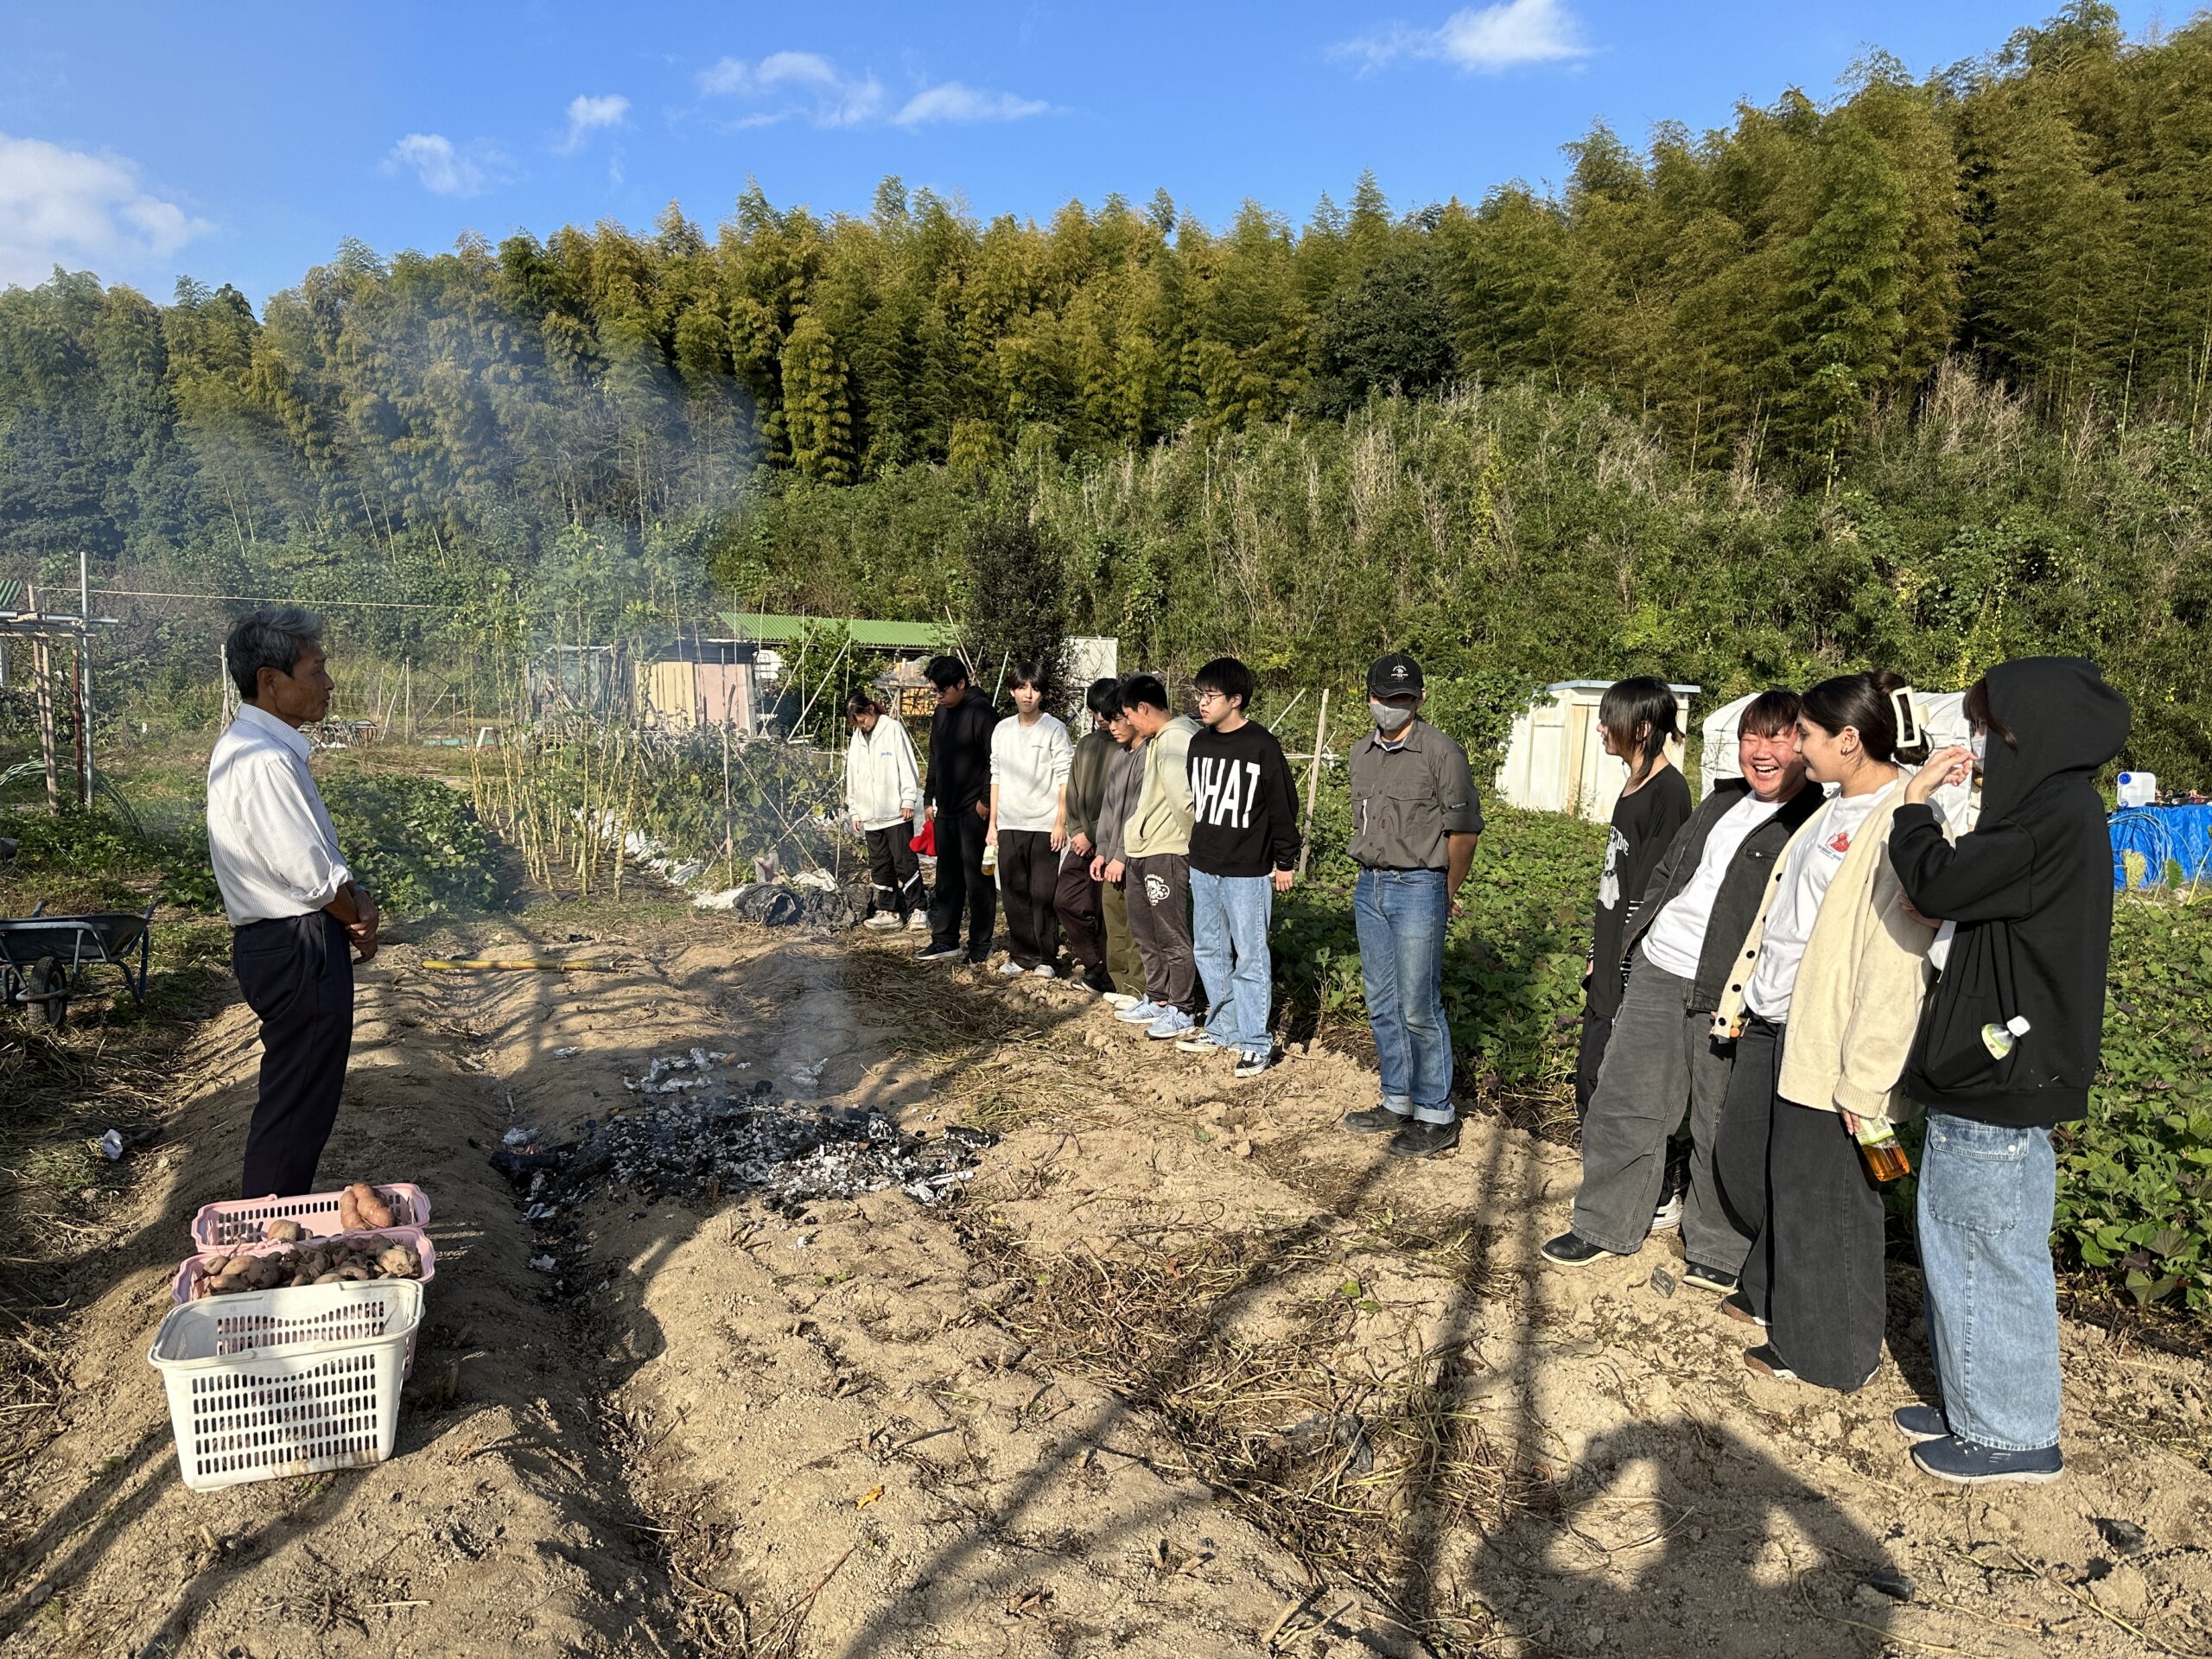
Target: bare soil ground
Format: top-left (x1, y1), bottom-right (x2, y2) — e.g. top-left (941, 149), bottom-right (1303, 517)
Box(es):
top-left (4, 907), bottom-right (2211, 1659)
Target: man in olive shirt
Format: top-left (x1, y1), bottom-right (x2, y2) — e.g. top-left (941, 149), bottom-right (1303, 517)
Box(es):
top-left (1340, 653), bottom-right (1484, 1156)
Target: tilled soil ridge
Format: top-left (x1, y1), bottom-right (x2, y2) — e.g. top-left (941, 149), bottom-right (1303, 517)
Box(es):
top-left (5, 913), bottom-right (2210, 1659)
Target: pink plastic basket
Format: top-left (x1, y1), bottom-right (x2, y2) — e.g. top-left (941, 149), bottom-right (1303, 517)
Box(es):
top-left (172, 1228), bottom-right (437, 1306)
top-left (188, 1183), bottom-right (431, 1249)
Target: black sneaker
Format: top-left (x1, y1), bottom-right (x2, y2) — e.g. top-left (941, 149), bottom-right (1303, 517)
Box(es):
top-left (1719, 1290), bottom-right (1768, 1327)
top-left (1343, 1105), bottom-right (1410, 1134)
top-left (1892, 1404), bottom-right (1948, 1444)
top-left (916, 944), bottom-right (963, 963)
top-left (1541, 1230), bottom-right (1614, 1268)
top-left (1681, 1261), bottom-right (1740, 1295)
top-left (1910, 1433), bottom-right (2063, 1485)
top-left (1386, 1119), bottom-right (1459, 1158)
top-left (1742, 1344), bottom-right (1797, 1381)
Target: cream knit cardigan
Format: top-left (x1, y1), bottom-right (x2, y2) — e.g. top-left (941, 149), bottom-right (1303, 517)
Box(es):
top-left (1710, 777), bottom-right (1938, 1122)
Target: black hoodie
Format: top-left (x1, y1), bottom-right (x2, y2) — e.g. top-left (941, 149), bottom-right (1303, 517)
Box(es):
top-left (1890, 658), bottom-right (2131, 1128)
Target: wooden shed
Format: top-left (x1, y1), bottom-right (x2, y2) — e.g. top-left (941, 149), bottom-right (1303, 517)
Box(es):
top-left (639, 639), bottom-right (760, 731)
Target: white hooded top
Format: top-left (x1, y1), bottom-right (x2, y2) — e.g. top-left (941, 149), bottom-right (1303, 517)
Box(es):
top-left (845, 716), bottom-right (924, 831)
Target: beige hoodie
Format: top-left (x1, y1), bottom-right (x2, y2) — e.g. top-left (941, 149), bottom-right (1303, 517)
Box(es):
top-left (1124, 715), bottom-right (1199, 858)
top-left (1712, 778), bottom-right (1938, 1122)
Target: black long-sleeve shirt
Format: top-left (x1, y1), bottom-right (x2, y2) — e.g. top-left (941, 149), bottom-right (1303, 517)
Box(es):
top-left (1186, 721), bottom-right (1301, 878)
top-left (923, 696), bottom-right (1000, 816)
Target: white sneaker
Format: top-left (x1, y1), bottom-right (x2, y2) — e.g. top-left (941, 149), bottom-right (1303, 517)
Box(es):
top-left (1103, 993), bottom-right (1140, 1012)
top-left (863, 913), bottom-right (901, 931)
top-left (906, 912), bottom-right (931, 932)
top-left (1032, 963), bottom-right (1057, 978)
top-left (1175, 1033), bottom-right (1228, 1054)
top-left (995, 960), bottom-right (1027, 977)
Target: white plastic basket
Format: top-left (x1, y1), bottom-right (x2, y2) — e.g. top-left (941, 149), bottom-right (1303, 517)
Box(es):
top-left (147, 1280), bottom-right (422, 1492)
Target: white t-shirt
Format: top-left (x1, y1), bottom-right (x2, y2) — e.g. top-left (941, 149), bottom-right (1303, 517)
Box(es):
top-left (1639, 793), bottom-right (1783, 979)
top-left (1744, 789), bottom-right (1885, 1021)
top-left (989, 712), bottom-right (1074, 833)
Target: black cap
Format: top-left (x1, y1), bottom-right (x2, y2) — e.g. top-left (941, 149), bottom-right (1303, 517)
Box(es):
top-left (1367, 653), bottom-right (1424, 697)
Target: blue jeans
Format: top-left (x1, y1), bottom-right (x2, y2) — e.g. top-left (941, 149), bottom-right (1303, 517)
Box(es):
top-left (1916, 1113), bottom-right (2063, 1452)
top-left (1190, 870), bottom-right (1274, 1058)
top-left (1353, 867), bottom-right (1452, 1123)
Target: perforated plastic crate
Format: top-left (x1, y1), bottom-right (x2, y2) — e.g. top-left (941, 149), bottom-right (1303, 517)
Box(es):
top-left (148, 1280), bottom-right (422, 1493)
top-left (188, 1183), bottom-right (430, 1249)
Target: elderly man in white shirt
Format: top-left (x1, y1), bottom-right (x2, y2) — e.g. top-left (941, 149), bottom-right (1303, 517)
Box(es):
top-left (207, 608), bottom-right (378, 1198)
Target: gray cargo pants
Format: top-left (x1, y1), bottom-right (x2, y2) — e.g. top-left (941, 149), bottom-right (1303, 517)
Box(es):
top-left (1570, 948), bottom-right (1750, 1273)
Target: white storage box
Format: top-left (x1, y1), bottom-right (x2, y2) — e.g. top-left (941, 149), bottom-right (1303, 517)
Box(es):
top-left (147, 1280), bottom-right (422, 1493)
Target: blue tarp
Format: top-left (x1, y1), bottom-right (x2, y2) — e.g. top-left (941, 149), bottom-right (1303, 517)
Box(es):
top-left (2111, 805), bottom-right (2212, 890)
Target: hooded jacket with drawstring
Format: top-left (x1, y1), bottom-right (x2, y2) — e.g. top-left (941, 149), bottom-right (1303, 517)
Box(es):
top-left (845, 715), bottom-right (924, 830)
top-left (1891, 657), bottom-right (2132, 1128)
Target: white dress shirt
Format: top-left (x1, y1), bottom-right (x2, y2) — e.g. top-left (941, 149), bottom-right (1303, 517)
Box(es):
top-left (207, 704), bottom-right (353, 925)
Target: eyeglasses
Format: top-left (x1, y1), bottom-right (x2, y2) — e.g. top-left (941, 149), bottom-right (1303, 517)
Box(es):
top-left (1194, 690), bottom-right (1227, 706)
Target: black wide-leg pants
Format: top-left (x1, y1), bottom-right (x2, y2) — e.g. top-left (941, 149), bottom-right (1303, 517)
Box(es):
top-left (234, 911), bottom-right (354, 1198)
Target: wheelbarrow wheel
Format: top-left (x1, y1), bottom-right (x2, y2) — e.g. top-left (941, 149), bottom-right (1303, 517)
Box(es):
top-left (28, 956), bottom-right (68, 1031)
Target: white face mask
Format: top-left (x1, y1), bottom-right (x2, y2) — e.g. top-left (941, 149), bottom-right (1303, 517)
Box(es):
top-left (1968, 731), bottom-right (1988, 766)
top-left (1370, 699), bottom-right (1414, 734)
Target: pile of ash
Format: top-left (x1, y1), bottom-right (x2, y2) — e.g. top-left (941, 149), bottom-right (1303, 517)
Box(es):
top-left (495, 1052), bottom-right (992, 1219)
top-left (691, 880), bottom-right (866, 933)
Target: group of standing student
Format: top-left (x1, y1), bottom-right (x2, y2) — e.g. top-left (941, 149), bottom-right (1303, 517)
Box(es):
top-left (1549, 658), bottom-right (2129, 1488)
top-left (859, 650), bottom-right (1485, 1131)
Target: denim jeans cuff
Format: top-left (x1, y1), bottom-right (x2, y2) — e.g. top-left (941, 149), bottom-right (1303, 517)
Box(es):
top-left (1410, 1103), bottom-right (1455, 1127)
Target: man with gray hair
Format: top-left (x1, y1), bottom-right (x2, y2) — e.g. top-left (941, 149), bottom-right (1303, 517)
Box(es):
top-left (207, 608), bottom-right (378, 1198)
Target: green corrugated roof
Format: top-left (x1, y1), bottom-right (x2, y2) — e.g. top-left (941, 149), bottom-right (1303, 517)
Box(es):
top-left (721, 612), bottom-right (944, 650)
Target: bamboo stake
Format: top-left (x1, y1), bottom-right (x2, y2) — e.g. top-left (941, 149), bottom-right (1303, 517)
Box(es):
top-left (1296, 689), bottom-right (1329, 880)
top-left (721, 678), bottom-right (735, 889)
top-left (28, 586), bottom-right (58, 816)
top-left (77, 550), bottom-right (93, 807)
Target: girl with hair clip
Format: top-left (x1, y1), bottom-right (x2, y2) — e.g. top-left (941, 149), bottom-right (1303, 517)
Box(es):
top-left (1711, 671), bottom-right (1939, 1391)
top-left (1577, 677), bottom-right (1694, 1122)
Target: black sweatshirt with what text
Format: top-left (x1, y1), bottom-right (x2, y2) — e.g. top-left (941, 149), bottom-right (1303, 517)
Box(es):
top-left (1186, 721), bottom-right (1302, 877)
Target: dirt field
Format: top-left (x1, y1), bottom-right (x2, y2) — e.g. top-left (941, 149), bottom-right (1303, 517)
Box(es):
top-left (4, 906), bottom-right (2211, 1659)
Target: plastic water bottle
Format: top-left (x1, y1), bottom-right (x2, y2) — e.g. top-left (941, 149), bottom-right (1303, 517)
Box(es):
top-left (1853, 1118), bottom-right (1911, 1183)
top-left (2117, 772), bottom-right (2157, 808)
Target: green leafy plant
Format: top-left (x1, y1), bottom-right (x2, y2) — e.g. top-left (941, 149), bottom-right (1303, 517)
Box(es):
top-left (2053, 897), bottom-right (2212, 1313)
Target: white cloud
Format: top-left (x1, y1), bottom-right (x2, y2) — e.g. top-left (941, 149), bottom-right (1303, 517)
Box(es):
top-left (893, 82), bottom-right (1050, 126)
top-left (1336, 0), bottom-right (1589, 73)
top-left (561, 92), bottom-right (630, 153)
top-left (384, 133), bottom-right (498, 198)
top-left (0, 132), bottom-right (212, 289)
top-left (696, 52), bottom-right (1042, 130)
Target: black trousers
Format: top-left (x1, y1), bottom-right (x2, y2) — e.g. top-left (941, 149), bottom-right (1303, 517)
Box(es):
top-left (234, 912), bottom-right (354, 1198)
top-left (1716, 1015), bottom-right (1888, 1391)
top-left (864, 823), bottom-right (925, 918)
top-left (929, 803), bottom-right (996, 958)
top-left (999, 829), bottom-right (1061, 969)
top-left (1054, 849), bottom-right (1109, 986)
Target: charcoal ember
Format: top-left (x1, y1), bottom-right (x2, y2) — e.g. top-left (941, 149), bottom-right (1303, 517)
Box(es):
top-left (490, 1145), bottom-right (573, 1180)
top-left (536, 1084), bottom-right (994, 1212)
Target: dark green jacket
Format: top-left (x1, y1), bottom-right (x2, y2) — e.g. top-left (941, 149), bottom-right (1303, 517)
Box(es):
top-left (1066, 727), bottom-right (1118, 844)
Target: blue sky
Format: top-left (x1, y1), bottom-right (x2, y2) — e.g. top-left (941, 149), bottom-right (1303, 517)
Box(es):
top-left (0, 0), bottom-right (2158, 304)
